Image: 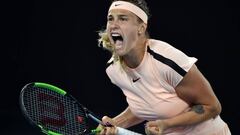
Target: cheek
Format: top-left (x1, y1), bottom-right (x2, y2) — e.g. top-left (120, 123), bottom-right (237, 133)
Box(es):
top-left (126, 29), bottom-right (138, 42)
top-left (106, 24), bottom-right (111, 33)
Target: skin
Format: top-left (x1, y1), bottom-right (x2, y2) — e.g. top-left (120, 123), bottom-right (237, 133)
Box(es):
top-left (99, 7), bottom-right (222, 135)
top-left (99, 8), bottom-right (147, 135)
top-left (106, 9), bottom-right (147, 68)
top-left (145, 64), bottom-right (222, 135)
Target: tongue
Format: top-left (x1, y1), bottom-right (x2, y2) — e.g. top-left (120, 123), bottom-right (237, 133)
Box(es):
top-left (115, 40), bottom-right (123, 49)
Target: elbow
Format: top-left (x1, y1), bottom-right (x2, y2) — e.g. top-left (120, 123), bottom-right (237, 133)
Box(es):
top-left (216, 102), bottom-right (222, 115)
top-left (210, 101), bottom-right (222, 117)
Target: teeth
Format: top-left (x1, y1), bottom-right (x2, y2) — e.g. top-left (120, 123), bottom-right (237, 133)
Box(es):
top-left (111, 33), bottom-right (120, 37)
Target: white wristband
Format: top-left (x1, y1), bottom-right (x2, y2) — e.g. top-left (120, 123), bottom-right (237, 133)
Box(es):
top-left (117, 127), bottom-right (143, 135)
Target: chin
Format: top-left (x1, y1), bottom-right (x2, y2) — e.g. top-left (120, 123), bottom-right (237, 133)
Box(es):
top-left (115, 51), bottom-right (126, 57)
top-left (113, 47), bottom-right (122, 54)
top-left (115, 52), bottom-right (124, 57)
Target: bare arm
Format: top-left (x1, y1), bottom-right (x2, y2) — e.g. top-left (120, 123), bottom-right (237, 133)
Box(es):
top-left (165, 64), bottom-right (221, 127)
top-left (112, 107), bottom-right (144, 128)
top-left (146, 65), bottom-right (222, 134)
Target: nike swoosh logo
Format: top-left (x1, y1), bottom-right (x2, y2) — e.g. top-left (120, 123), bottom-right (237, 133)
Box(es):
top-left (115, 4), bottom-right (122, 6)
top-left (132, 78), bottom-right (140, 83)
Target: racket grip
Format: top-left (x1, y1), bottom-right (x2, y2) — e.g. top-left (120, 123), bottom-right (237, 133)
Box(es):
top-left (88, 113), bottom-right (142, 134)
top-left (116, 127), bottom-right (143, 135)
top-left (91, 127), bottom-right (142, 135)
top-left (88, 113), bottom-right (103, 124)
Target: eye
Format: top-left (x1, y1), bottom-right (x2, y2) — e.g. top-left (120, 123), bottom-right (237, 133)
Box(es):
top-left (107, 16), bottom-right (113, 22)
top-left (120, 17), bottom-right (128, 21)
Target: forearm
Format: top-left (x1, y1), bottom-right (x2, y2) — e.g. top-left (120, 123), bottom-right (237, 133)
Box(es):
top-left (166, 65), bottom-right (223, 129)
top-left (113, 107), bottom-right (144, 128)
top-left (163, 104), bottom-right (221, 129)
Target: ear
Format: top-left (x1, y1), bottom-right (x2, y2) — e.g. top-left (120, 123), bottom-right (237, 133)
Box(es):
top-left (138, 23), bottom-right (147, 35)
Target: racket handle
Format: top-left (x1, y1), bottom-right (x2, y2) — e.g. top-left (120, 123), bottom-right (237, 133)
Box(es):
top-left (117, 127), bottom-right (143, 135)
top-left (91, 127), bottom-right (142, 135)
top-left (88, 113), bottom-right (142, 134)
top-left (88, 113), bottom-right (103, 124)
top-left (87, 113), bottom-right (112, 127)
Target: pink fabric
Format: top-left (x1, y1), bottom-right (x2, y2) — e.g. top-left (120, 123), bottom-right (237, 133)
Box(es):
top-left (108, 1), bottom-right (148, 24)
top-left (106, 39), bottom-right (231, 135)
top-left (163, 116), bottom-right (231, 135)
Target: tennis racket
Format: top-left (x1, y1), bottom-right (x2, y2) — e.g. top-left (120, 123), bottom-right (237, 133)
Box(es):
top-left (19, 82), bottom-right (142, 135)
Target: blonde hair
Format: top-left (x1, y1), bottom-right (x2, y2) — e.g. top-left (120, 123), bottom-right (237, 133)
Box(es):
top-left (98, 30), bottom-right (123, 64)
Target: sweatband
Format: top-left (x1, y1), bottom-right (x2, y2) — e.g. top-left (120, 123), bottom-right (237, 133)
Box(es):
top-left (108, 1), bottom-right (148, 24)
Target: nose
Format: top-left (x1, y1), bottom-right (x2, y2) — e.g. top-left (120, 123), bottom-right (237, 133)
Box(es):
top-left (108, 20), bottom-right (120, 31)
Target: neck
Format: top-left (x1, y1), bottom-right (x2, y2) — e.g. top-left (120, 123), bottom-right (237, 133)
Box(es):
top-left (122, 38), bottom-right (148, 68)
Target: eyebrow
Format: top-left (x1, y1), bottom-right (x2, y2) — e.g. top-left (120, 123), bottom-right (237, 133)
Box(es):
top-left (108, 14), bottom-right (129, 18)
top-left (118, 14), bottom-right (128, 18)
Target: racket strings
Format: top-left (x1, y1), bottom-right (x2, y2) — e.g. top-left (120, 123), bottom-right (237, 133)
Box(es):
top-left (23, 86), bottom-right (88, 135)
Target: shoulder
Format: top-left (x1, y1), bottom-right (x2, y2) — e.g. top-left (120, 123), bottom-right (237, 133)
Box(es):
top-left (147, 39), bottom-right (197, 76)
top-left (105, 58), bottom-right (121, 78)
top-left (147, 39), bottom-right (184, 59)
top-left (147, 39), bottom-right (197, 63)
top-left (105, 59), bottom-right (125, 84)
top-left (148, 39), bottom-right (173, 50)
top-left (106, 58), bottom-right (114, 74)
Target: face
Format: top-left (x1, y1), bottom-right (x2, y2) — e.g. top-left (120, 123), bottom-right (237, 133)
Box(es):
top-left (106, 9), bottom-right (143, 56)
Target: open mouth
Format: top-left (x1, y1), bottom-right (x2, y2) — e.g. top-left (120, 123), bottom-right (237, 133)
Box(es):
top-left (111, 33), bottom-right (123, 44)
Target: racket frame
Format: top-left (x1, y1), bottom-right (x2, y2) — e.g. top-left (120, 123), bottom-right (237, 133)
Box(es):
top-left (19, 82), bottom-right (141, 135)
top-left (19, 82), bottom-right (91, 135)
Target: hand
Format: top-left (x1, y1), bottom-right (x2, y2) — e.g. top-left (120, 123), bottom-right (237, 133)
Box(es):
top-left (145, 120), bottom-right (167, 135)
top-left (98, 116), bottom-right (118, 135)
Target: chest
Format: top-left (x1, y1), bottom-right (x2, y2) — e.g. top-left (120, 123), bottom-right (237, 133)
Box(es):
top-left (110, 57), bottom-right (189, 119)
top-left (115, 55), bottom-right (174, 97)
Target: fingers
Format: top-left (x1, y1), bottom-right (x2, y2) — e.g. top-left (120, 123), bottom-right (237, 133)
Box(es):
top-left (105, 126), bottom-right (117, 135)
top-left (98, 126), bottom-right (117, 135)
top-left (102, 116), bottom-right (115, 126)
top-left (98, 116), bottom-right (117, 135)
top-left (145, 121), bottom-right (162, 135)
top-left (145, 126), bottom-right (160, 135)
top-left (146, 121), bottom-right (158, 127)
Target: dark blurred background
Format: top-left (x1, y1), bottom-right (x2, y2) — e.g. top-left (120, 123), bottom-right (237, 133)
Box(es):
top-left (1, 0), bottom-right (239, 134)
